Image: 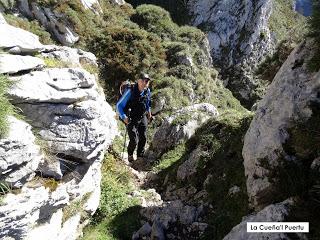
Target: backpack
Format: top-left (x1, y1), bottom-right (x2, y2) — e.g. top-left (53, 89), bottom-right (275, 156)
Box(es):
top-left (118, 80), bottom-right (134, 101)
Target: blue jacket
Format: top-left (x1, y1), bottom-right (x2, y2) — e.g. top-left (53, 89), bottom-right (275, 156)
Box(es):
top-left (116, 87), bottom-right (151, 120)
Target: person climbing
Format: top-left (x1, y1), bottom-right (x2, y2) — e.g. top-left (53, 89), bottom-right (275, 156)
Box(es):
top-left (116, 72), bottom-right (152, 162)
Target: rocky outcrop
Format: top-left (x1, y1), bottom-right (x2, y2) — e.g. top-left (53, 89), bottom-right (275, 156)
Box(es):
top-left (223, 198), bottom-right (307, 240)
top-left (243, 40), bottom-right (320, 209)
top-left (0, 54), bottom-right (45, 74)
top-left (148, 103), bottom-right (218, 159)
top-left (188, 0), bottom-right (273, 69)
top-left (41, 46), bottom-right (97, 68)
top-left (17, 0), bottom-right (79, 46)
top-left (0, 17), bottom-right (117, 239)
top-left (133, 200), bottom-right (205, 240)
top-left (0, 116), bottom-right (43, 188)
top-left (0, 16), bottom-right (44, 53)
top-left (187, 0), bottom-right (274, 106)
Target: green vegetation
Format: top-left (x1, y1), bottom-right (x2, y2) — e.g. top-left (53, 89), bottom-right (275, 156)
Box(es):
top-left (260, 0), bottom-right (307, 82)
top-left (256, 39), bottom-right (295, 82)
top-left (269, 0), bottom-right (306, 42)
top-left (82, 152), bottom-right (141, 240)
top-left (149, 112), bottom-right (252, 239)
top-left (152, 143), bottom-right (186, 173)
top-left (42, 58), bottom-right (73, 68)
top-left (308, 0), bottom-right (320, 71)
top-left (0, 74), bottom-right (15, 138)
top-left (187, 112), bottom-right (252, 240)
top-left (62, 192), bottom-right (91, 223)
top-left (127, 0), bottom-right (190, 26)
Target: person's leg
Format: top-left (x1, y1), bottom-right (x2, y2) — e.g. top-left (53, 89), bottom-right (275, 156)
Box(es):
top-left (137, 116), bottom-right (148, 158)
top-left (127, 122), bottom-right (138, 159)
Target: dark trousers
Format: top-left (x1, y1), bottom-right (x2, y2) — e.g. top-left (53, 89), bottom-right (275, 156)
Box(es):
top-left (127, 116), bottom-right (148, 157)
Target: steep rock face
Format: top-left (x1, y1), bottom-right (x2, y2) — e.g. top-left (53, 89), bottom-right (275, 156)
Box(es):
top-left (0, 15), bottom-right (117, 239)
top-left (187, 0), bottom-right (273, 106)
top-left (17, 0), bottom-right (79, 46)
top-left (188, 0), bottom-right (273, 69)
top-left (243, 40), bottom-right (320, 209)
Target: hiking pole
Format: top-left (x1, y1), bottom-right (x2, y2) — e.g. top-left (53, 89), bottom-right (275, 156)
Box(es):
top-left (122, 126), bottom-right (127, 160)
top-left (121, 109), bottom-right (131, 161)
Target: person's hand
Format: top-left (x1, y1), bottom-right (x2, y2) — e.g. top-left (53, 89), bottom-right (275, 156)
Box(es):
top-left (147, 112), bottom-right (153, 123)
top-left (123, 117), bottom-right (129, 125)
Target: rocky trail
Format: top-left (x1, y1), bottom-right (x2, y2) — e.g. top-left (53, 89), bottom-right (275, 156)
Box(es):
top-left (116, 139), bottom-right (209, 240)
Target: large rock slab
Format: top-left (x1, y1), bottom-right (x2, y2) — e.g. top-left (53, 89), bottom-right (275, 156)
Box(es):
top-left (0, 23), bottom-right (43, 53)
top-left (0, 116), bottom-right (43, 188)
top-left (8, 68), bottom-right (99, 104)
top-left (0, 54), bottom-right (45, 74)
top-left (223, 199), bottom-right (307, 240)
top-left (243, 40), bottom-right (320, 209)
top-left (8, 68), bottom-right (117, 161)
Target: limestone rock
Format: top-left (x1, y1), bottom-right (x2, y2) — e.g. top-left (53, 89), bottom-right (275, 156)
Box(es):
top-left (149, 103), bottom-right (218, 158)
top-left (0, 54), bottom-right (45, 74)
top-left (187, 0), bottom-right (274, 106)
top-left (80, 0), bottom-right (102, 13)
top-left (110, 0), bottom-right (126, 5)
top-left (132, 222), bottom-right (152, 240)
top-left (243, 40), bottom-right (320, 209)
top-left (8, 67), bottom-right (117, 162)
top-left (151, 220), bottom-right (165, 240)
top-left (0, 12), bottom-right (6, 24)
top-left (42, 46), bottom-right (97, 68)
top-left (0, 116), bottom-right (43, 188)
top-left (17, 1), bottom-right (79, 46)
top-left (177, 147), bottom-right (207, 181)
top-left (0, 23), bottom-right (43, 53)
top-left (188, 0), bottom-right (273, 68)
top-left (222, 199), bottom-right (307, 240)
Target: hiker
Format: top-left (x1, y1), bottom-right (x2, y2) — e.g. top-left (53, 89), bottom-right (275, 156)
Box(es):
top-left (116, 73), bottom-right (152, 162)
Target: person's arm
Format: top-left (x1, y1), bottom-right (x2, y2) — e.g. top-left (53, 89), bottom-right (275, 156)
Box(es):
top-left (116, 89), bottom-right (131, 123)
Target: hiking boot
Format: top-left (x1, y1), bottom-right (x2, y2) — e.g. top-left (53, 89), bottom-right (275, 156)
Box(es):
top-left (128, 155), bottom-right (134, 162)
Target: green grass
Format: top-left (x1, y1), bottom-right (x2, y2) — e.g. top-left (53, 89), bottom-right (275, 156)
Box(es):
top-left (82, 152), bottom-right (141, 240)
top-left (186, 112), bottom-right (252, 239)
top-left (152, 143), bottom-right (186, 173)
top-left (62, 192), bottom-right (91, 223)
top-left (42, 58), bottom-right (73, 68)
top-left (0, 74), bottom-right (15, 138)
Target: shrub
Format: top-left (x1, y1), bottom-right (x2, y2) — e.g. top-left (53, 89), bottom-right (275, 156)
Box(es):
top-left (89, 26), bottom-right (166, 101)
top-left (131, 4), bottom-right (178, 40)
top-left (177, 25), bottom-right (205, 44)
